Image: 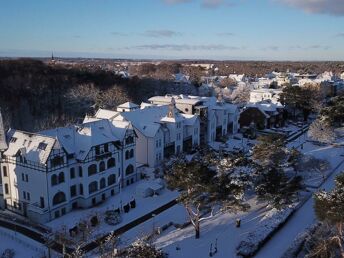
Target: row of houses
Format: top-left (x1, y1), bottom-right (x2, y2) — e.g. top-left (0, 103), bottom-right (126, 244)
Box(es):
top-left (0, 95), bottom-right (240, 223)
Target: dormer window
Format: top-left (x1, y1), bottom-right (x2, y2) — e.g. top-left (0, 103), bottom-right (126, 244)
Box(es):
top-left (38, 142), bottom-right (47, 151)
top-left (10, 137), bottom-right (17, 143)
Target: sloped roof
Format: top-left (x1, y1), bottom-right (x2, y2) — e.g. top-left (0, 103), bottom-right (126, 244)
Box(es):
top-left (42, 119), bottom-right (123, 160)
top-left (95, 108), bottom-right (119, 120)
top-left (4, 130), bottom-right (56, 164)
top-left (117, 102), bottom-right (139, 109)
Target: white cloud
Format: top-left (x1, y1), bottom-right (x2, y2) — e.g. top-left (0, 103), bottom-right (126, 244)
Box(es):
top-left (141, 30), bottom-right (181, 37)
top-left (278, 0), bottom-right (344, 16)
top-left (163, 0), bottom-right (192, 4)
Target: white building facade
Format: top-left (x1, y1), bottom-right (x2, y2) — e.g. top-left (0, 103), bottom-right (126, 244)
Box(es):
top-left (0, 119), bottom-right (137, 223)
top-left (148, 95), bottom-right (239, 144)
top-left (91, 100), bottom-right (200, 168)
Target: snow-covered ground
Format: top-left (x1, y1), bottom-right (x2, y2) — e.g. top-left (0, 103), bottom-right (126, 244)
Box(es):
top-left (0, 227), bottom-right (46, 258)
top-left (149, 130), bottom-right (344, 258)
top-left (46, 169), bottom-right (178, 242)
top-left (255, 132), bottom-right (344, 258)
top-left (153, 197), bottom-right (268, 258)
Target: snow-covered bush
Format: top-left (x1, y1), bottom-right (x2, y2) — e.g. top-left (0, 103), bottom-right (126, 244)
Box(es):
top-left (236, 204), bottom-right (297, 257)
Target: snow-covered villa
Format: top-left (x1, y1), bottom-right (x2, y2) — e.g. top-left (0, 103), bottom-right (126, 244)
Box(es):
top-left (148, 94), bottom-right (239, 144)
top-left (86, 100), bottom-right (201, 168)
top-left (0, 118), bottom-right (137, 223)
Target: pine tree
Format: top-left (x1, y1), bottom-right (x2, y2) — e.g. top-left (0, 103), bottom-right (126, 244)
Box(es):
top-left (165, 156), bottom-right (248, 239)
top-left (252, 134), bottom-right (287, 167)
top-left (314, 173), bottom-right (344, 257)
top-left (321, 95), bottom-right (344, 127)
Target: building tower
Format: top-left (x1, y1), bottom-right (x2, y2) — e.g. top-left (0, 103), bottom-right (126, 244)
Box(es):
top-left (167, 97), bottom-right (176, 118)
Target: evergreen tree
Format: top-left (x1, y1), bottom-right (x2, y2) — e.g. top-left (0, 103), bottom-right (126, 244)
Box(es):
top-left (254, 167), bottom-right (302, 208)
top-left (313, 173), bottom-right (344, 257)
top-left (252, 134), bottom-right (287, 167)
top-left (321, 95), bottom-right (344, 127)
top-left (165, 156), bottom-right (248, 239)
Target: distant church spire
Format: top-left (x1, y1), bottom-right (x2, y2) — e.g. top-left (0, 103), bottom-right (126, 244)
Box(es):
top-left (0, 108), bottom-right (8, 151)
top-left (51, 52), bottom-right (55, 61)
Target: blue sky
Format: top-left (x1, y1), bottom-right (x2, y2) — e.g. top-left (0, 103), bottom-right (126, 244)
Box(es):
top-left (0, 0), bottom-right (343, 60)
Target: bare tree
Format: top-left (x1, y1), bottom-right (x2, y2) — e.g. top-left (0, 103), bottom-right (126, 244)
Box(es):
top-left (308, 119), bottom-right (336, 144)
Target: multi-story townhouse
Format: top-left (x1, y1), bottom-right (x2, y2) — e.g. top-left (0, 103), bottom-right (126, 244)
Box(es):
top-left (90, 99), bottom-right (200, 168)
top-left (148, 94), bottom-right (239, 144)
top-left (249, 89), bottom-right (283, 105)
top-left (0, 119), bottom-right (137, 223)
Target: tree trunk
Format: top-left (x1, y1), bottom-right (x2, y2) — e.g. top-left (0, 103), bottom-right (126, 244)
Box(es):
top-left (195, 221), bottom-right (200, 239)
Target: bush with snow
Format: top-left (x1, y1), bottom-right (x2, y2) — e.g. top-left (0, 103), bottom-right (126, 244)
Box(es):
top-left (236, 204), bottom-right (297, 257)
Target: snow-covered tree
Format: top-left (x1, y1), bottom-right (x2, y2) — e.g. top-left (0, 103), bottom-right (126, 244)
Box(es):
top-left (313, 173), bottom-right (344, 257)
top-left (165, 154), bottom-right (249, 239)
top-left (321, 94), bottom-right (344, 126)
top-left (230, 83), bottom-right (250, 104)
top-left (120, 239), bottom-right (167, 258)
top-left (252, 135), bottom-right (302, 208)
top-left (254, 167), bottom-right (302, 209)
top-left (308, 119), bottom-right (336, 144)
top-left (252, 134), bottom-right (287, 167)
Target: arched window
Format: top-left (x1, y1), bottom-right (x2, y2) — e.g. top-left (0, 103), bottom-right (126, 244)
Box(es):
top-left (108, 174), bottom-right (116, 185)
top-left (58, 172), bottom-right (65, 183)
top-left (51, 174), bottom-right (58, 186)
top-left (100, 178), bottom-right (106, 189)
top-left (125, 165), bottom-right (134, 176)
top-left (88, 164), bottom-right (97, 176)
top-left (53, 192), bottom-right (66, 206)
top-left (88, 181), bottom-right (98, 194)
top-left (126, 136), bottom-right (134, 145)
top-left (107, 158), bottom-right (116, 168)
top-left (125, 150), bottom-right (130, 160)
top-left (130, 149), bottom-right (134, 158)
top-left (99, 161), bottom-right (106, 172)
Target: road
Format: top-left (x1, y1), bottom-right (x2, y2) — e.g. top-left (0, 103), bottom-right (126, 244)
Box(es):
top-left (255, 148), bottom-right (344, 258)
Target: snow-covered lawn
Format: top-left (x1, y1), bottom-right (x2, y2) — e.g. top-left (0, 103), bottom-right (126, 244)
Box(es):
top-left (152, 197), bottom-right (270, 258)
top-left (0, 227), bottom-right (46, 258)
top-left (46, 169), bottom-right (178, 243)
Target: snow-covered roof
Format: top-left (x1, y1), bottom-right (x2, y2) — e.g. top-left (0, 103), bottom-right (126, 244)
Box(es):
top-left (95, 108), bottom-right (119, 120)
top-left (120, 105), bottom-right (184, 137)
top-left (149, 95), bottom-right (203, 106)
top-left (181, 114), bottom-right (199, 126)
top-left (41, 119), bottom-right (125, 161)
top-left (4, 130), bottom-right (57, 164)
top-left (117, 102), bottom-right (139, 109)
